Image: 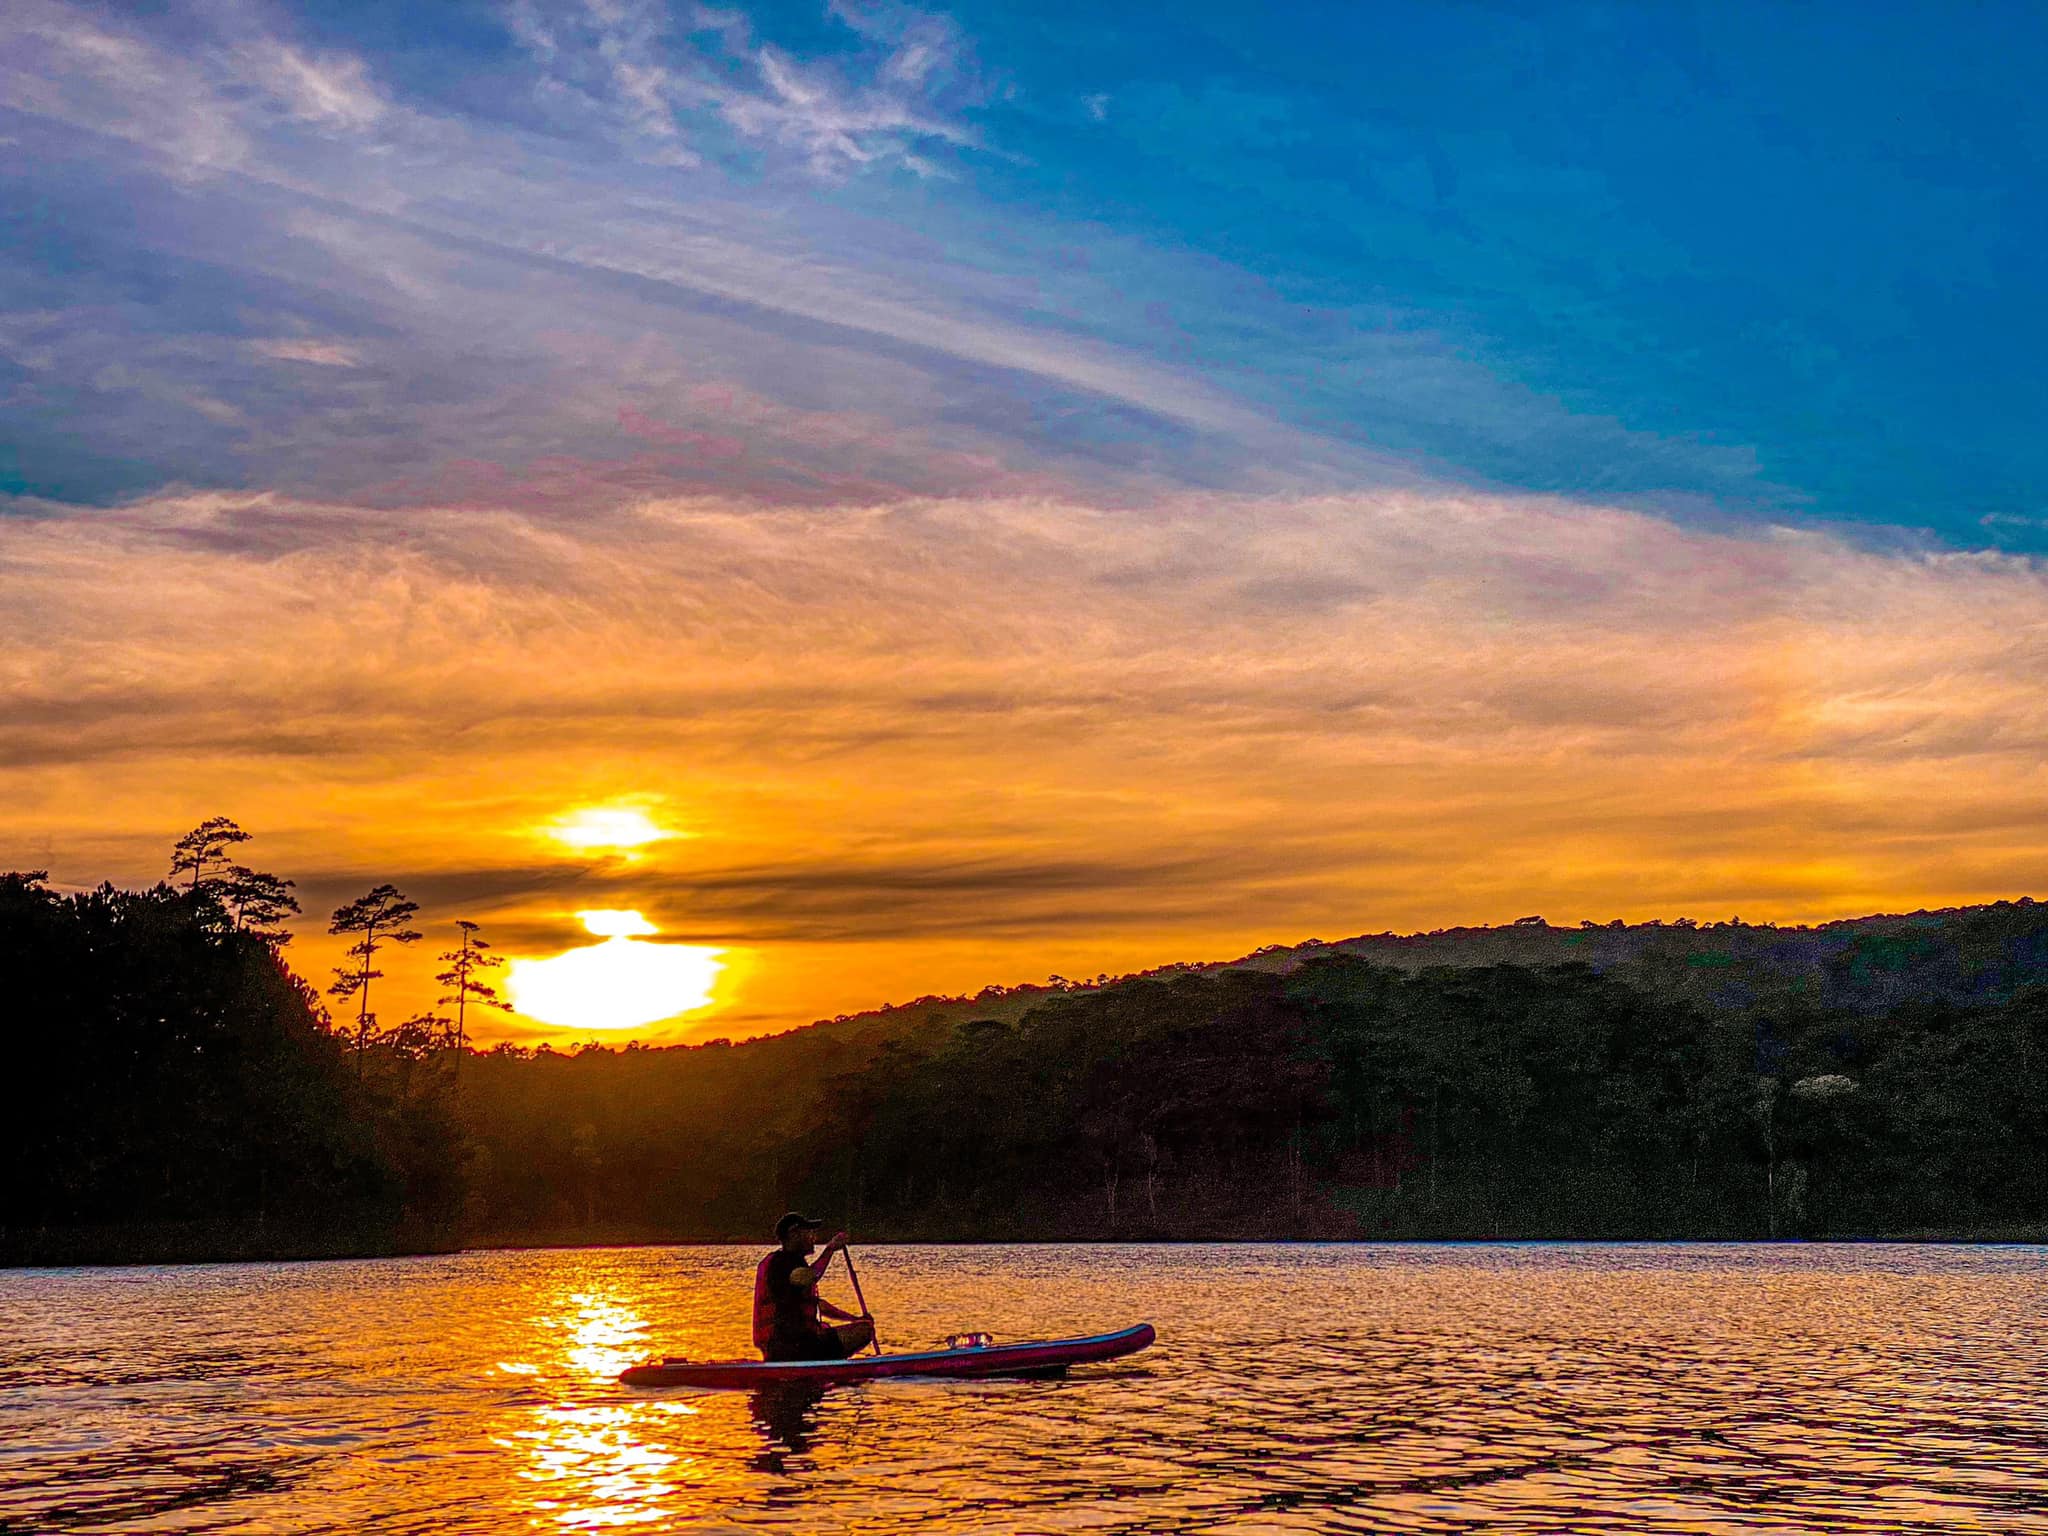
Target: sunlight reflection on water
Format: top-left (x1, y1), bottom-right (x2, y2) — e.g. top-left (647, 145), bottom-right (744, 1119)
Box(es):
top-left (1, 1244), bottom-right (2044, 1534)
top-left (515, 1291), bottom-right (681, 1531)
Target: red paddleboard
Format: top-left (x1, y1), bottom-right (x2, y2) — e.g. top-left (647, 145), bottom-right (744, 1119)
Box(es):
top-left (619, 1323), bottom-right (1155, 1389)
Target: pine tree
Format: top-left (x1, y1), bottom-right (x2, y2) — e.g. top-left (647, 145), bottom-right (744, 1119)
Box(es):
top-left (168, 817), bottom-right (251, 893)
top-left (168, 818), bottom-right (299, 945)
top-left (328, 885), bottom-right (422, 1070)
top-left (437, 920), bottom-right (512, 1066)
top-left (220, 865), bottom-right (301, 945)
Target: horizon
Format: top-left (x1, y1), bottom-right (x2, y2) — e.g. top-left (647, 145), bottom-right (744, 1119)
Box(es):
top-left (5, 0), bottom-right (2046, 1044)
top-left (19, 853), bottom-right (2047, 1049)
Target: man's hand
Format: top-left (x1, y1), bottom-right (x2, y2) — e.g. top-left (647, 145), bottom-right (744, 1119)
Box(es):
top-left (825, 1230), bottom-right (849, 1253)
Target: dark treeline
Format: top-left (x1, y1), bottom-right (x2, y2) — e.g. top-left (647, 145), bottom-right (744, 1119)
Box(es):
top-left (463, 945), bottom-right (2048, 1244)
top-left (1, 872), bottom-right (468, 1261)
top-left (6, 841), bottom-right (2047, 1262)
top-left (1, 820), bottom-right (483, 1264)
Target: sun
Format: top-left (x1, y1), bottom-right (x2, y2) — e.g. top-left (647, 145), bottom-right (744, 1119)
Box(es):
top-left (506, 911), bottom-right (723, 1032)
top-left (544, 806), bottom-right (678, 854)
top-left (576, 908), bottom-right (657, 938)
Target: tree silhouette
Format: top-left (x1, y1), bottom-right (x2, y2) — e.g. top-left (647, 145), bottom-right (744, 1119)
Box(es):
top-left (13, 837), bottom-right (2048, 1258)
top-left (168, 818), bottom-right (300, 945)
top-left (169, 816), bottom-right (250, 893)
top-left (437, 920), bottom-right (512, 1062)
top-left (329, 885), bottom-right (423, 1071)
top-left (221, 865), bottom-right (301, 945)
top-left (381, 1012), bottom-right (451, 1062)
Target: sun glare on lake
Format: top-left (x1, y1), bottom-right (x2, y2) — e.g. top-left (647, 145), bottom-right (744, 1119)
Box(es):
top-left (506, 910), bottom-right (723, 1032)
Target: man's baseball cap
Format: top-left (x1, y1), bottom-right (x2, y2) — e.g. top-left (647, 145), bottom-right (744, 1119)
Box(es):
top-left (775, 1211), bottom-right (824, 1240)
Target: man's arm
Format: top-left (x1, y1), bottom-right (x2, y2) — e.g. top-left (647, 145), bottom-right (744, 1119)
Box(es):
top-left (806, 1233), bottom-right (868, 1318)
top-left (808, 1231), bottom-right (847, 1280)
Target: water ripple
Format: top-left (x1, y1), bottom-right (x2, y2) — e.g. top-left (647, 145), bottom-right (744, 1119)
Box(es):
top-left (1, 1244), bottom-right (2043, 1534)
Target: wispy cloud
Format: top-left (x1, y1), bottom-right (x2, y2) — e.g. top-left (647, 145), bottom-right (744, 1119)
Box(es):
top-left (6, 480), bottom-right (2047, 1036)
top-left (505, 0), bottom-right (985, 177)
top-left (0, 0), bottom-right (253, 176)
top-left (248, 338), bottom-right (364, 367)
top-left (0, 0), bottom-right (1797, 521)
top-left (0, 0), bottom-right (1422, 508)
top-left (236, 37), bottom-right (389, 130)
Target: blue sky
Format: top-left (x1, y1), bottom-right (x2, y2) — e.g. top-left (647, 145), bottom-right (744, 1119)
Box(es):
top-left (4, 0), bottom-right (2043, 545)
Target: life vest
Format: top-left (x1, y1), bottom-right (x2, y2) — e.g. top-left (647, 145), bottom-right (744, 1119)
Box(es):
top-left (753, 1251), bottom-right (818, 1349)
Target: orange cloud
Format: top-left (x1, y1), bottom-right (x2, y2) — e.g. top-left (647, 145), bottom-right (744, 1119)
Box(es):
top-left (4, 486), bottom-right (2045, 1042)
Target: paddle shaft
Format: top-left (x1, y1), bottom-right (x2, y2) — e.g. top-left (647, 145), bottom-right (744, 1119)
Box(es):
top-left (839, 1243), bottom-right (882, 1355)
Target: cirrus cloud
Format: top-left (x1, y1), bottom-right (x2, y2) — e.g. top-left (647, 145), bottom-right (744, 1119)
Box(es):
top-left (3, 481), bottom-right (2045, 1039)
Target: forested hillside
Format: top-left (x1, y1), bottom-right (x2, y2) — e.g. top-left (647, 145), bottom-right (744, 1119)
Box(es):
top-left (460, 942), bottom-right (2048, 1244)
top-left (1, 872), bottom-right (464, 1262)
top-left (6, 864), bottom-right (2046, 1262)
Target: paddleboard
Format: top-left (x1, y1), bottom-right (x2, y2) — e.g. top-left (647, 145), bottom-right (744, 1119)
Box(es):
top-left (619, 1322), bottom-right (1155, 1389)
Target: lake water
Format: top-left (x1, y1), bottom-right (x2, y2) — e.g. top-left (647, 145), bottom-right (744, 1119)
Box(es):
top-left (2, 1243), bottom-right (2044, 1534)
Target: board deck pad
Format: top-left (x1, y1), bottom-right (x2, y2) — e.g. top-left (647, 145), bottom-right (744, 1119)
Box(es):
top-left (618, 1323), bottom-right (1156, 1389)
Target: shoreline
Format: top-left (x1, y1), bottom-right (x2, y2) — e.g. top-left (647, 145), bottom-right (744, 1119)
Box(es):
top-left (8, 1222), bottom-right (2045, 1270)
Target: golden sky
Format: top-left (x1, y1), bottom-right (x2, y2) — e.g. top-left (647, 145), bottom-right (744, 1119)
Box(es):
top-left (6, 487), bottom-right (2045, 1044)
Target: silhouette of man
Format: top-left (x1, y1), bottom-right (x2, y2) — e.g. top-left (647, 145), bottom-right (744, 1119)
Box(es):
top-left (753, 1212), bottom-right (874, 1361)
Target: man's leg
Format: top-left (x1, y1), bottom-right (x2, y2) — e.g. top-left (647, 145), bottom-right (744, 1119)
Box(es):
top-left (830, 1320), bottom-right (874, 1356)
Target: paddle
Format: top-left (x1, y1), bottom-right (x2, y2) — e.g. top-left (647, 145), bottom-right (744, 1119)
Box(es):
top-left (839, 1240), bottom-right (883, 1355)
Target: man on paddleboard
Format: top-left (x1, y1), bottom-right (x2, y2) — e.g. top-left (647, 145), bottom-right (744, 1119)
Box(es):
top-left (754, 1212), bottom-right (874, 1361)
